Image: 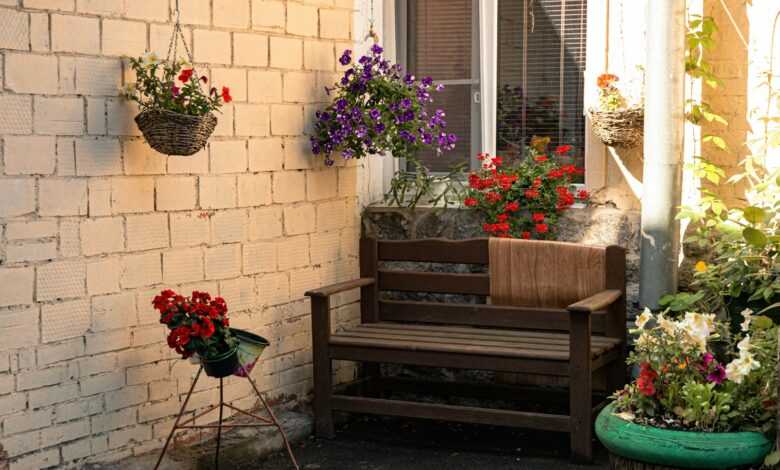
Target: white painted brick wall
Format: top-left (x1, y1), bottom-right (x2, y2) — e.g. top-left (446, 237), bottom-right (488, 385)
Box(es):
top-left (0, 1), bottom-right (363, 466)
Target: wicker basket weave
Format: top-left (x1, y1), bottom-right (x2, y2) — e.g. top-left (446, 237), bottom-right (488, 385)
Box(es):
top-left (135, 109), bottom-right (217, 156)
top-left (590, 107), bottom-right (644, 148)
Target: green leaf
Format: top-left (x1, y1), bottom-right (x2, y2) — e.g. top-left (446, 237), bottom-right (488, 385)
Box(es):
top-left (763, 450), bottom-right (780, 467)
top-left (742, 206), bottom-right (767, 224)
top-left (743, 227), bottom-right (768, 248)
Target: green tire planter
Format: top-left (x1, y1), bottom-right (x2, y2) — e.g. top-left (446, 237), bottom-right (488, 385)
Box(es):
top-left (201, 346), bottom-right (239, 378)
top-left (596, 403), bottom-right (771, 469)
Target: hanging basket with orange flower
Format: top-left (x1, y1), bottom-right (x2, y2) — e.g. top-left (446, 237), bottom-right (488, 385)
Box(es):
top-left (589, 73), bottom-right (644, 148)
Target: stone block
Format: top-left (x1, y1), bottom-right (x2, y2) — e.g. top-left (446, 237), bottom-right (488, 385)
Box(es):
top-left (87, 258), bottom-right (121, 296)
top-left (126, 213), bottom-right (169, 251)
top-left (248, 137), bottom-right (284, 171)
top-left (52, 14), bottom-right (99, 54)
top-left (156, 176), bottom-right (197, 211)
top-left (0, 178), bottom-right (35, 217)
top-left (270, 36), bottom-right (303, 69)
top-left (248, 70), bottom-right (282, 103)
top-left (234, 33), bottom-right (268, 67)
top-left (41, 298), bottom-right (90, 342)
top-left (80, 217), bottom-right (124, 255)
top-left (4, 53), bottom-right (58, 94)
top-left (37, 260), bottom-right (86, 301)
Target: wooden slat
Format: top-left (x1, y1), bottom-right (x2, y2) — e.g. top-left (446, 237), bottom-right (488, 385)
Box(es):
top-left (310, 295), bottom-right (334, 437)
top-left (305, 278), bottom-right (374, 298)
top-left (378, 299), bottom-right (608, 332)
top-left (378, 270), bottom-right (490, 295)
top-left (331, 395), bottom-right (570, 432)
top-left (567, 289), bottom-right (622, 313)
top-left (377, 238), bottom-right (488, 264)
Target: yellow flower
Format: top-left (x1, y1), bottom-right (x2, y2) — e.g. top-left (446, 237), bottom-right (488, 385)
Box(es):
top-left (695, 261), bottom-right (707, 273)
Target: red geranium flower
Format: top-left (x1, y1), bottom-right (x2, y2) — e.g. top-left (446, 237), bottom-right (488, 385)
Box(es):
top-left (221, 86), bottom-right (232, 103)
top-left (637, 362), bottom-right (658, 397)
top-left (555, 145), bottom-right (572, 155)
top-left (535, 155), bottom-right (548, 162)
top-left (521, 231), bottom-right (531, 239)
top-left (531, 213), bottom-right (545, 223)
top-left (535, 223), bottom-right (548, 233)
top-left (504, 201), bottom-right (520, 212)
top-left (496, 213), bottom-right (509, 223)
top-left (485, 192), bottom-right (502, 203)
top-left (178, 68), bottom-right (194, 82)
top-left (577, 189), bottom-right (589, 200)
top-left (524, 189), bottom-right (539, 199)
top-left (464, 197), bottom-right (477, 207)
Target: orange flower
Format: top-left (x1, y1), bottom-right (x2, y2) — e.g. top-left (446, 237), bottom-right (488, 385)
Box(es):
top-left (597, 73), bottom-right (619, 89)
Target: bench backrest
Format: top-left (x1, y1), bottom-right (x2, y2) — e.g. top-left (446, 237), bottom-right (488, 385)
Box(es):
top-left (360, 237), bottom-right (625, 334)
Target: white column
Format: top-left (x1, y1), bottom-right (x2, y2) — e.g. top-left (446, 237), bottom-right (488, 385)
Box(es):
top-left (479, 0), bottom-right (498, 156)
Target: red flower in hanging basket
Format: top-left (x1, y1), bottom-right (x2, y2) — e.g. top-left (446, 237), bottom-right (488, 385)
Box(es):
top-left (178, 68), bottom-right (194, 82)
top-left (221, 86), bottom-right (233, 103)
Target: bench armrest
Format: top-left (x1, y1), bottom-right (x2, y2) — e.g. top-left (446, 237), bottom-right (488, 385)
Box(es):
top-left (567, 289), bottom-right (623, 314)
top-left (305, 278), bottom-right (375, 298)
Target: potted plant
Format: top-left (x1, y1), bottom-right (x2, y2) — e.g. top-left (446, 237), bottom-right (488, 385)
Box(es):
top-left (596, 308), bottom-right (776, 469)
top-left (462, 136), bottom-right (588, 239)
top-left (153, 289), bottom-right (239, 378)
top-left (310, 44), bottom-right (456, 166)
top-left (123, 52), bottom-right (232, 156)
top-left (589, 73), bottom-right (644, 148)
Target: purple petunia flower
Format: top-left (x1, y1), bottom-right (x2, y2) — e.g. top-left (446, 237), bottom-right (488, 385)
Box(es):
top-left (707, 364), bottom-right (726, 384)
top-left (335, 99), bottom-right (348, 111)
top-left (404, 74), bottom-right (415, 85)
top-left (369, 108), bottom-right (381, 120)
top-left (435, 83), bottom-right (445, 91)
top-left (375, 123), bottom-right (385, 133)
top-left (371, 44), bottom-right (384, 55)
top-left (422, 77), bottom-right (433, 87)
top-left (339, 49), bottom-right (352, 66)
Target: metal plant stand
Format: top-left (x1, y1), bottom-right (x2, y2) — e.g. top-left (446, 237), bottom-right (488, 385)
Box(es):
top-left (154, 367), bottom-right (299, 470)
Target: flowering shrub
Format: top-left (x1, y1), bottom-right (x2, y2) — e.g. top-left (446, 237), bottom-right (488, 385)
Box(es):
top-left (152, 289), bottom-right (237, 360)
top-left (597, 73), bottom-right (628, 112)
top-left (462, 136), bottom-right (587, 239)
top-left (310, 45), bottom-right (456, 166)
top-left (612, 308), bottom-right (777, 433)
top-left (124, 52), bottom-right (231, 116)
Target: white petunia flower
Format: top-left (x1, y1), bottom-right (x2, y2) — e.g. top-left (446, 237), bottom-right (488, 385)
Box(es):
top-left (141, 51), bottom-right (160, 66)
top-left (737, 335), bottom-right (752, 352)
top-left (740, 308), bottom-right (753, 332)
top-left (635, 308), bottom-right (653, 330)
top-left (656, 313), bottom-right (677, 335)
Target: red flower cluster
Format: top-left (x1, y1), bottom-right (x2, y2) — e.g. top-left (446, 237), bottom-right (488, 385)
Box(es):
top-left (637, 362), bottom-right (658, 397)
top-left (153, 289), bottom-right (232, 359)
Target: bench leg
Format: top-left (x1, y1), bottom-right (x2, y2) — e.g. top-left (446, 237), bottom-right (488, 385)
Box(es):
top-left (311, 296), bottom-right (335, 438)
top-left (569, 311), bottom-right (593, 463)
top-left (606, 357), bottom-right (627, 394)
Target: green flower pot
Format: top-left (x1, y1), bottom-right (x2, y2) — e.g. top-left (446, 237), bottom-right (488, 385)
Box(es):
top-left (201, 346), bottom-right (239, 378)
top-left (595, 403), bottom-right (771, 470)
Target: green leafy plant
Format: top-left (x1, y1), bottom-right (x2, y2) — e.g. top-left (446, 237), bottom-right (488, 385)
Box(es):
top-left (123, 52), bottom-right (231, 116)
top-left (384, 160), bottom-right (467, 209)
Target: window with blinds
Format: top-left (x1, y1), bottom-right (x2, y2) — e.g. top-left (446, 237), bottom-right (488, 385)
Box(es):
top-left (497, 0), bottom-right (588, 168)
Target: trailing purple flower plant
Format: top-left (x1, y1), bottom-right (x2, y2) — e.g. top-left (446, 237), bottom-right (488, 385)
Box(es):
top-left (310, 44), bottom-right (457, 165)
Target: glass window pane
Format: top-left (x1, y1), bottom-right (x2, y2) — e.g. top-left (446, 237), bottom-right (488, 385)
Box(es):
top-left (414, 84), bottom-right (472, 172)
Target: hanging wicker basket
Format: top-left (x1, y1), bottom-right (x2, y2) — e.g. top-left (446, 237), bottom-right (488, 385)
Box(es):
top-left (135, 109), bottom-right (217, 156)
top-left (590, 107), bottom-right (644, 148)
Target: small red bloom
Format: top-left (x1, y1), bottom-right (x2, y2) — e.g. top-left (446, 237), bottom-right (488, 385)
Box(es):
top-left (577, 189), bottom-right (589, 200)
top-left (492, 156), bottom-right (503, 167)
top-left (485, 192), bottom-right (502, 203)
top-left (200, 75), bottom-right (209, 84)
top-left (637, 362), bottom-right (658, 397)
top-left (535, 155), bottom-right (548, 162)
top-left (504, 201), bottom-right (520, 212)
top-left (464, 197), bottom-right (477, 207)
top-left (531, 213), bottom-right (545, 223)
top-left (524, 189), bottom-right (539, 199)
top-left (521, 231), bottom-right (531, 239)
top-left (178, 68), bottom-right (194, 83)
top-left (221, 86), bottom-right (232, 103)
top-left (496, 213), bottom-right (508, 223)
top-left (555, 145), bottom-right (572, 155)
top-left (535, 223), bottom-right (548, 233)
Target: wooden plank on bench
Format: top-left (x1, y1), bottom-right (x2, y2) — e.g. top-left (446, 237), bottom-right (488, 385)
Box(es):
top-left (377, 299), bottom-right (609, 332)
top-left (378, 270), bottom-right (490, 295)
top-left (331, 395), bottom-right (570, 432)
top-left (377, 238), bottom-right (488, 264)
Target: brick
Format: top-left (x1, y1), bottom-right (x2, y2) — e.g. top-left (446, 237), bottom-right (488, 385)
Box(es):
top-left (213, 104), bottom-right (235, 136)
top-left (40, 179), bottom-right (87, 216)
top-left (107, 99), bottom-right (142, 136)
top-left (149, 23), bottom-right (190, 58)
top-left (127, 361), bottom-right (168, 385)
top-left (124, 140), bottom-right (166, 175)
top-left (91, 407), bottom-right (135, 433)
top-left (235, 104), bottom-right (270, 137)
top-left (6, 241), bottom-right (58, 263)
top-left (0, 178), bottom-right (35, 217)
top-left (248, 70), bottom-right (283, 103)
top-left (18, 365), bottom-right (73, 390)
top-left (34, 96), bottom-right (84, 135)
top-left (29, 383), bottom-right (79, 408)
top-left (5, 53), bottom-right (58, 94)
top-left (120, 252), bottom-right (162, 288)
top-left (149, 380), bottom-right (177, 401)
top-left (238, 173), bottom-right (272, 206)
top-left (200, 175), bottom-right (237, 209)
top-left (194, 29), bottom-right (231, 65)
top-left (178, 0), bottom-right (210, 25)
top-left (249, 206), bottom-right (283, 240)
top-left (317, 199), bottom-right (346, 232)
top-left (284, 204), bottom-right (316, 235)
top-left (91, 292), bottom-right (136, 332)
top-left (304, 40), bottom-right (335, 71)
top-left (273, 171), bottom-right (306, 203)
top-left (76, 57), bottom-right (122, 96)
top-left (338, 166), bottom-right (357, 196)
top-left (10, 449), bottom-right (60, 469)
top-left (214, 0), bottom-right (250, 28)
top-left (56, 137), bottom-right (77, 175)
top-left (111, 177), bottom-right (155, 213)
top-left (234, 33), bottom-right (268, 67)
top-left (85, 330), bottom-right (131, 355)
top-left (58, 56), bottom-right (76, 93)
top-left (284, 72), bottom-right (319, 103)
top-left (252, 0), bottom-right (285, 29)
top-left (78, 353), bottom-right (117, 377)
top-left (163, 248), bottom-right (204, 284)
top-left (277, 235), bottom-right (309, 270)
top-left (205, 244), bottom-right (242, 279)
top-left (271, 104), bottom-right (304, 135)
top-left (37, 338), bottom-right (84, 366)
top-left (52, 14), bottom-right (99, 54)
top-left (310, 230), bottom-right (341, 264)
top-left (4, 409), bottom-right (54, 435)
top-left (77, 0), bottom-right (122, 15)
top-left (41, 419), bottom-right (90, 448)
top-left (7, 136), bottom-right (57, 175)
top-left (125, 0), bottom-right (169, 21)
top-left (208, 67), bottom-right (244, 101)
top-left (102, 19), bottom-right (147, 57)
top-left (153, 176), bottom-right (196, 212)
top-left (126, 213), bottom-right (169, 251)
top-left (80, 217), bottom-right (124, 255)
top-left (88, 179), bottom-right (112, 216)
top-left (257, 272), bottom-right (289, 306)
top-left (211, 140), bottom-right (248, 173)
top-left (62, 438), bottom-right (92, 461)
top-left (0, 94), bottom-right (32, 134)
top-left (219, 276), bottom-right (256, 311)
top-left (0, 394), bottom-right (27, 418)
top-left (109, 425), bottom-right (151, 449)
top-left (86, 258), bottom-right (121, 296)
top-left (307, 168), bottom-right (338, 200)
top-left (76, 138), bottom-right (122, 176)
top-left (286, 2), bottom-right (318, 36)
top-left (106, 384), bottom-right (147, 411)
top-left (242, 241), bottom-right (276, 274)
top-left (37, 260), bottom-right (86, 301)
top-left (0, 268), bottom-right (34, 307)
top-left (138, 398), bottom-right (179, 423)
top-left (0, 8), bottom-right (29, 50)
top-left (211, 209), bottom-right (248, 244)
top-left (0, 306), bottom-right (39, 347)
top-left (248, 137), bottom-right (284, 171)
top-left (0, 374), bottom-right (13, 395)
top-left (6, 220), bottom-right (57, 240)
top-left (320, 8), bottom-right (351, 39)
top-left (28, 12), bottom-right (47, 51)
top-left (290, 266), bottom-right (320, 299)
top-left (23, 0), bottom-right (74, 10)
top-left (59, 219), bottom-right (81, 257)
top-left (270, 37), bottom-right (303, 69)
top-left (170, 212), bottom-right (210, 247)
top-left (41, 299), bottom-right (89, 342)
top-left (167, 148), bottom-right (209, 174)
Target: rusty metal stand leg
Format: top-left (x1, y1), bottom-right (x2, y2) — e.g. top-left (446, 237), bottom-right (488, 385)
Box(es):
top-left (246, 374), bottom-right (300, 470)
top-left (215, 377), bottom-right (224, 470)
top-left (154, 366), bottom-right (203, 470)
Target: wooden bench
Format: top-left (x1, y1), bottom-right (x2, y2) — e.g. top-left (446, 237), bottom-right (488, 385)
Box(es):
top-left (305, 237), bottom-right (627, 462)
